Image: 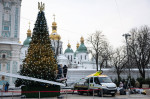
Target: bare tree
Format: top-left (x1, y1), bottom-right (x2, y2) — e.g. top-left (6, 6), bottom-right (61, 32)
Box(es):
top-left (87, 31), bottom-right (111, 71)
top-left (128, 25), bottom-right (150, 79)
top-left (99, 41), bottom-right (112, 70)
top-left (111, 47), bottom-right (127, 83)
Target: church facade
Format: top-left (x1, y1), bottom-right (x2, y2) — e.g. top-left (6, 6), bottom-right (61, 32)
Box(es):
top-left (21, 17), bottom-right (97, 70)
top-left (0, 0), bottom-right (22, 86)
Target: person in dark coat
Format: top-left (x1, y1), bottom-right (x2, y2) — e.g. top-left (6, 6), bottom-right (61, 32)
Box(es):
top-left (120, 82), bottom-right (127, 95)
top-left (5, 82), bottom-right (9, 92)
top-left (57, 64), bottom-right (63, 79)
top-left (63, 65), bottom-right (68, 78)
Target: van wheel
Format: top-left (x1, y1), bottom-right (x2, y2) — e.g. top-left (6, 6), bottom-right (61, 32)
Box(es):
top-left (88, 90), bottom-right (93, 96)
top-left (78, 89), bottom-right (83, 95)
top-left (98, 90), bottom-right (103, 97)
top-left (111, 93), bottom-right (116, 97)
top-left (89, 91), bottom-right (93, 95)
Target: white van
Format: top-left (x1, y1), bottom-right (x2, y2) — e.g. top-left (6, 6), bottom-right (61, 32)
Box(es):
top-left (74, 75), bottom-right (117, 96)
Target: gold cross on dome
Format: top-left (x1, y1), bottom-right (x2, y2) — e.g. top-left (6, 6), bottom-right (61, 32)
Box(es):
top-left (53, 14), bottom-right (55, 22)
top-left (28, 22), bottom-right (31, 29)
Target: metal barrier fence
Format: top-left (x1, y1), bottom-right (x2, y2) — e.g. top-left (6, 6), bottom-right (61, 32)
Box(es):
top-left (0, 88), bottom-right (149, 99)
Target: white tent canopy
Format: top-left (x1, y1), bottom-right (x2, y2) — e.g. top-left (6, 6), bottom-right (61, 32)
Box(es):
top-left (0, 72), bottom-right (65, 86)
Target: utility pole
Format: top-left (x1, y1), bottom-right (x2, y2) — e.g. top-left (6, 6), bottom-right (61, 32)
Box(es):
top-left (122, 33), bottom-right (131, 90)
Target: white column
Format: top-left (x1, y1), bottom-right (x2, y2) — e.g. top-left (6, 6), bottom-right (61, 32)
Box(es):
top-left (0, 2), bottom-right (3, 37)
top-left (11, 4), bottom-right (15, 38)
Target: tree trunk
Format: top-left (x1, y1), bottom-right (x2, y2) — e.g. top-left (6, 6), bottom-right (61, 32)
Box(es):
top-left (99, 60), bottom-right (104, 70)
top-left (141, 68), bottom-right (145, 79)
top-left (96, 53), bottom-right (99, 71)
top-left (138, 65), bottom-right (146, 79)
top-left (117, 70), bottom-right (121, 86)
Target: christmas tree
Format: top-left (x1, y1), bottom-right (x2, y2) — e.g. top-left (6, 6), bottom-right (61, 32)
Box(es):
top-left (15, 3), bottom-right (58, 88)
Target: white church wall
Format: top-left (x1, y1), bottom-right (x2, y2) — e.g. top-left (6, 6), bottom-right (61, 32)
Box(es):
top-left (51, 40), bottom-right (63, 55)
top-left (20, 46), bottom-right (28, 61)
top-left (0, 44), bottom-right (22, 86)
top-left (0, 2), bottom-right (2, 37)
top-left (0, 0), bottom-right (22, 87)
top-left (65, 53), bottom-right (74, 62)
top-left (76, 53), bottom-right (89, 62)
top-left (82, 61), bottom-right (96, 69)
top-left (11, 3), bottom-right (16, 39)
top-left (0, 0), bottom-right (21, 43)
top-left (57, 54), bottom-right (69, 67)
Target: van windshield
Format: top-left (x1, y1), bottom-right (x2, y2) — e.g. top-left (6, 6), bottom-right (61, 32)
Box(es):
top-left (98, 77), bottom-right (112, 83)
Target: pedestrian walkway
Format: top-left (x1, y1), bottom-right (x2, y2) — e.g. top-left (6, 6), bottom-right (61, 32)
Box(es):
top-left (0, 94), bottom-right (150, 99)
top-left (0, 90), bottom-right (21, 97)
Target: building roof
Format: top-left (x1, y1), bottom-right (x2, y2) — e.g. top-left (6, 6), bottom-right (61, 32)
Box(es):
top-left (77, 43), bottom-right (87, 53)
top-left (23, 37), bottom-right (32, 46)
top-left (77, 36), bottom-right (87, 53)
top-left (23, 24), bottom-right (32, 46)
top-left (65, 48), bottom-right (74, 53)
top-left (64, 42), bottom-right (74, 53)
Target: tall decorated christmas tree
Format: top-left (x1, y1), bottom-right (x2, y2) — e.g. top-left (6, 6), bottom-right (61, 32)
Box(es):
top-left (15, 2), bottom-right (60, 98)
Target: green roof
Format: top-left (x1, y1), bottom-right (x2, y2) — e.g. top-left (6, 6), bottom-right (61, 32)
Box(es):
top-left (77, 43), bottom-right (87, 53)
top-left (64, 48), bottom-right (74, 53)
top-left (74, 50), bottom-right (78, 57)
top-left (23, 37), bottom-right (32, 46)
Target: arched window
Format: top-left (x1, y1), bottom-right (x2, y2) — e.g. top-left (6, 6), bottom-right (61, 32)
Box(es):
top-left (85, 55), bottom-right (86, 60)
top-left (60, 48), bottom-right (61, 54)
top-left (71, 55), bottom-right (72, 62)
top-left (54, 42), bottom-right (55, 47)
top-left (81, 55), bottom-right (82, 60)
top-left (67, 55), bottom-right (69, 60)
top-left (2, 54), bottom-right (6, 59)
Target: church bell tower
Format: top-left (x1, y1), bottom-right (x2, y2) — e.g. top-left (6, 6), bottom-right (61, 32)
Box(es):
top-left (0, 0), bottom-right (22, 87)
top-left (0, 0), bottom-right (22, 42)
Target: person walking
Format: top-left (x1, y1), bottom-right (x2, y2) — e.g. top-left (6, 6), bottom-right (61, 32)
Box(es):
top-left (5, 82), bottom-right (9, 92)
top-left (119, 82), bottom-right (123, 88)
top-left (57, 64), bottom-right (63, 79)
top-left (3, 83), bottom-right (5, 91)
top-left (63, 65), bottom-right (68, 78)
top-left (63, 65), bottom-right (68, 86)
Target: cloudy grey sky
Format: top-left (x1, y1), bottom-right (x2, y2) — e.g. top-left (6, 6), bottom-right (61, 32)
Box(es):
top-left (20, 0), bottom-right (150, 52)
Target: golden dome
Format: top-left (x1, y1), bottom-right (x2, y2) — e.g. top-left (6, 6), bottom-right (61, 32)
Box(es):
top-left (27, 29), bottom-right (31, 37)
top-left (27, 29), bottom-right (31, 33)
top-left (27, 22), bottom-right (31, 37)
top-left (67, 42), bottom-right (71, 48)
top-left (80, 36), bottom-right (84, 43)
top-left (52, 22), bottom-right (57, 26)
top-left (49, 33), bottom-right (61, 40)
top-left (76, 42), bottom-right (79, 49)
top-left (52, 30), bottom-right (57, 33)
top-left (49, 15), bottom-right (61, 40)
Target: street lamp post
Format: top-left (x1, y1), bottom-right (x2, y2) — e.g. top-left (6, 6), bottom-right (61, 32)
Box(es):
top-left (123, 33), bottom-right (131, 89)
